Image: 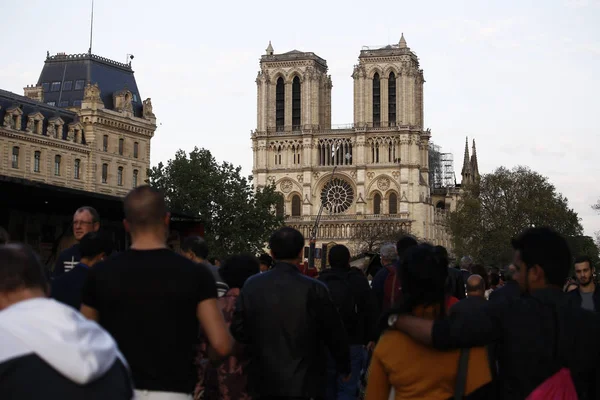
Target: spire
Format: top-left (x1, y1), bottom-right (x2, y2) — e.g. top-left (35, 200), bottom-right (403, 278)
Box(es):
top-left (399, 33), bottom-right (407, 48)
top-left (461, 137), bottom-right (471, 184)
top-left (266, 41), bottom-right (274, 55)
top-left (471, 139), bottom-right (480, 182)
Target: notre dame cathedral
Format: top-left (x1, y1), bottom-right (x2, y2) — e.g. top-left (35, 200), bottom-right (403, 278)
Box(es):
top-left (251, 35), bottom-right (479, 256)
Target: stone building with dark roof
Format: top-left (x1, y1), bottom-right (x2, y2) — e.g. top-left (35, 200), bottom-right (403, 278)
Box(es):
top-left (0, 51), bottom-right (157, 264)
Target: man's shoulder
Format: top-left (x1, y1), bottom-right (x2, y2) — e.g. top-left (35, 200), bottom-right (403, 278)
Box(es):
top-left (57, 244), bottom-right (80, 258)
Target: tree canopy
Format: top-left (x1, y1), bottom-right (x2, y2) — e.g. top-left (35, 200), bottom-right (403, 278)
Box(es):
top-left (448, 166), bottom-right (584, 267)
top-left (148, 147), bottom-right (284, 258)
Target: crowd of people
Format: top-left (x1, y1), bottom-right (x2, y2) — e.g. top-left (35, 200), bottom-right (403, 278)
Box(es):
top-left (1, 184), bottom-right (600, 399)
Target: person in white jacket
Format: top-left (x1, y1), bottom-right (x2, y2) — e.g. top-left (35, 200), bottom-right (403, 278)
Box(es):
top-left (0, 243), bottom-right (133, 400)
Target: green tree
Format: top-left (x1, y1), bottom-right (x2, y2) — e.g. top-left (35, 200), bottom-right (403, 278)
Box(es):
top-left (147, 147), bottom-right (284, 258)
top-left (448, 166), bottom-right (583, 267)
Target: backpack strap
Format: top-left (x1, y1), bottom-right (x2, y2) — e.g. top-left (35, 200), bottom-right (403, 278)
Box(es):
top-left (454, 348), bottom-right (470, 400)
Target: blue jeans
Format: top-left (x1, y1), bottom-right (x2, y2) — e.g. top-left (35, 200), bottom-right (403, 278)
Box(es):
top-left (326, 345), bottom-right (365, 400)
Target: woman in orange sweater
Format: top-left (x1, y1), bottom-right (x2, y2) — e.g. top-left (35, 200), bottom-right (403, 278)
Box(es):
top-left (365, 244), bottom-right (492, 400)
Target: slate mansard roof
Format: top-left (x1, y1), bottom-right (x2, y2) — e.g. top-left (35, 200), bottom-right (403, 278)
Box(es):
top-left (37, 52), bottom-right (143, 117)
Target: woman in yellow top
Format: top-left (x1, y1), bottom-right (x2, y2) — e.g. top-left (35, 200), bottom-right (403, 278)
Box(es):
top-left (366, 244), bottom-right (492, 400)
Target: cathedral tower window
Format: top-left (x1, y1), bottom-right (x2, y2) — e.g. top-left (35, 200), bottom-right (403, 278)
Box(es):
top-left (291, 195), bottom-right (301, 217)
top-left (11, 147), bottom-right (19, 169)
top-left (389, 192), bottom-right (398, 214)
top-left (34, 151), bottom-right (41, 173)
top-left (292, 145), bottom-right (301, 165)
top-left (388, 72), bottom-right (396, 126)
top-left (275, 145), bottom-right (282, 165)
top-left (371, 142), bottom-right (380, 163)
top-left (373, 73), bottom-right (381, 127)
top-left (373, 193), bottom-right (381, 215)
top-left (74, 159), bottom-right (81, 179)
top-left (54, 155), bottom-right (61, 176)
top-left (292, 76), bottom-right (301, 129)
top-left (276, 78), bottom-right (285, 131)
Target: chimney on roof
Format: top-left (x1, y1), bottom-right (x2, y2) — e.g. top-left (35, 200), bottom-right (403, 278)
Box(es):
top-left (24, 85), bottom-right (44, 102)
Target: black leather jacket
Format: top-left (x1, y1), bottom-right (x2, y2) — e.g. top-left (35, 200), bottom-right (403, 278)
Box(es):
top-left (230, 262), bottom-right (351, 398)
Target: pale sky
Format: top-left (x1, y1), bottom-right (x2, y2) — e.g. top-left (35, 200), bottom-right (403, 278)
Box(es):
top-left (2, 0), bottom-right (599, 236)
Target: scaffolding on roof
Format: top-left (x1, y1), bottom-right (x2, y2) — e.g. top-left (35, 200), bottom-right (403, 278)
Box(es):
top-left (429, 142), bottom-right (456, 189)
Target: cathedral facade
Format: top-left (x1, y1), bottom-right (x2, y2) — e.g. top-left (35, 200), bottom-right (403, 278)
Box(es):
top-left (251, 36), bottom-right (470, 255)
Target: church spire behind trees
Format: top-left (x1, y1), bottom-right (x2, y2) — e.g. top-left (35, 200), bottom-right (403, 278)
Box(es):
top-left (461, 136), bottom-right (480, 186)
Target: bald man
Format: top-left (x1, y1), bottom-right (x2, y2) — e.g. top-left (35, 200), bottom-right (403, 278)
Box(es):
top-left (466, 274), bottom-right (486, 298)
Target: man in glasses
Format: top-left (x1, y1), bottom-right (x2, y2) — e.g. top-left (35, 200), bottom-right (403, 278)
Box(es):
top-left (54, 207), bottom-right (100, 277)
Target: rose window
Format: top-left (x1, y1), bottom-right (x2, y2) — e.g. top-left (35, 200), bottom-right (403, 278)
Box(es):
top-left (321, 178), bottom-right (354, 214)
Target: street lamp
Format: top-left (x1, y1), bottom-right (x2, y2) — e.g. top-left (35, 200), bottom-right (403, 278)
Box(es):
top-left (308, 141), bottom-right (349, 270)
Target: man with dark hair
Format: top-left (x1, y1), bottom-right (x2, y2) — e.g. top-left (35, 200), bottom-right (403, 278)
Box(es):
top-left (0, 244), bottom-right (132, 399)
top-left (81, 185), bottom-right (232, 400)
top-left (231, 227), bottom-right (351, 399)
top-left (51, 232), bottom-right (113, 310)
top-left (569, 256), bottom-right (600, 312)
top-left (181, 236), bottom-right (228, 297)
top-left (54, 206), bottom-right (101, 277)
top-left (258, 253), bottom-right (273, 272)
top-left (319, 244), bottom-right (377, 400)
top-left (390, 227), bottom-right (600, 398)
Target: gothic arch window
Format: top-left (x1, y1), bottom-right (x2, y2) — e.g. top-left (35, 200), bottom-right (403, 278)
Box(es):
top-left (291, 195), bottom-right (301, 217)
top-left (54, 155), bottom-right (61, 176)
top-left (373, 193), bottom-right (381, 215)
top-left (276, 77), bottom-right (285, 131)
top-left (275, 145), bottom-right (282, 165)
top-left (388, 72), bottom-right (396, 126)
top-left (292, 76), bottom-right (301, 129)
top-left (373, 73), bottom-right (381, 127)
top-left (389, 192), bottom-right (398, 214)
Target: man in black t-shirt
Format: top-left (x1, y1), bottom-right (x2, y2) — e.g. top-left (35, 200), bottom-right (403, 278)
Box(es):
top-left (81, 186), bottom-right (233, 399)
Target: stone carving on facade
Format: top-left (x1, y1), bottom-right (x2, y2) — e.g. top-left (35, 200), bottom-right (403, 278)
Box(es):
top-left (113, 89), bottom-right (133, 113)
top-left (67, 127), bottom-right (75, 141)
top-left (47, 123), bottom-right (55, 137)
top-left (297, 174), bottom-right (303, 183)
top-left (26, 118), bottom-right (34, 132)
top-left (280, 179), bottom-right (293, 193)
top-left (367, 172), bottom-right (374, 180)
top-left (313, 171), bottom-right (320, 179)
top-left (3, 113), bottom-right (13, 128)
top-left (267, 176), bottom-right (276, 185)
top-left (377, 177), bottom-right (390, 191)
top-left (392, 171), bottom-right (400, 179)
top-left (143, 98), bottom-right (155, 119)
top-left (356, 192), bottom-right (365, 203)
top-left (303, 194), bottom-right (312, 205)
top-left (350, 171), bottom-right (357, 179)
top-left (84, 83), bottom-right (102, 102)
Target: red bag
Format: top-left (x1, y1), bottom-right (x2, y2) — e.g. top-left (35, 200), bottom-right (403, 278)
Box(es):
top-left (525, 368), bottom-right (578, 400)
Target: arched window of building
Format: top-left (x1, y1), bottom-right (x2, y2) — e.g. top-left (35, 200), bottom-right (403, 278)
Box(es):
top-left (11, 146), bottom-right (19, 169)
top-left (103, 135), bottom-right (108, 152)
top-left (276, 77), bottom-right (285, 131)
top-left (373, 73), bottom-right (381, 127)
top-left (118, 138), bottom-right (124, 155)
top-left (54, 155), bottom-right (61, 176)
top-left (388, 72), bottom-right (396, 126)
top-left (274, 145), bottom-right (282, 165)
top-left (134, 142), bottom-right (139, 158)
top-left (373, 193), bottom-right (381, 215)
top-left (292, 76), bottom-right (301, 129)
top-left (291, 195), bottom-right (301, 216)
top-left (389, 192), bottom-right (398, 214)
top-left (133, 169), bottom-right (139, 187)
top-left (74, 159), bottom-right (81, 179)
top-left (34, 151), bottom-right (41, 173)
top-left (117, 166), bottom-right (123, 186)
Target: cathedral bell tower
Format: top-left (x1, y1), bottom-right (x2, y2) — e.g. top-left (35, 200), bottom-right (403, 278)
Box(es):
top-left (255, 42), bottom-right (332, 133)
top-left (352, 34), bottom-right (424, 128)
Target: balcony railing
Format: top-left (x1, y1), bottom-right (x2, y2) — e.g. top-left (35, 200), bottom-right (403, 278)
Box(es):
top-left (286, 213), bottom-right (410, 223)
top-left (263, 122), bottom-right (421, 135)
